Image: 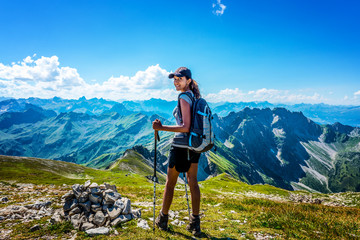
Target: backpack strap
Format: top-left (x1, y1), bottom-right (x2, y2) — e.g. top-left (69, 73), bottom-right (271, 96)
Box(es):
top-left (177, 92), bottom-right (195, 123)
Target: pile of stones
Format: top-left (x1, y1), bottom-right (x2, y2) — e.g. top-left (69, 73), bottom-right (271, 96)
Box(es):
top-left (0, 200), bottom-right (53, 222)
top-left (51, 180), bottom-right (141, 235)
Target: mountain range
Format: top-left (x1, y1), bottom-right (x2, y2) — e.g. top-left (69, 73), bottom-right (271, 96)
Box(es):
top-left (0, 97), bottom-right (359, 193)
top-left (211, 107), bottom-right (360, 193)
top-left (1, 96), bottom-right (360, 126)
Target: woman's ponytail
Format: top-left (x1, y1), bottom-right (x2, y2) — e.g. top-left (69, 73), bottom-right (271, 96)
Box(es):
top-left (188, 78), bottom-right (201, 99)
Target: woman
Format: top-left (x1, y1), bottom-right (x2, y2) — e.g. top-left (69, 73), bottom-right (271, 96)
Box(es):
top-left (152, 67), bottom-right (202, 236)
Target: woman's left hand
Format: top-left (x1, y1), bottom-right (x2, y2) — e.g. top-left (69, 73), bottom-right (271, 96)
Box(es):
top-left (152, 119), bottom-right (163, 130)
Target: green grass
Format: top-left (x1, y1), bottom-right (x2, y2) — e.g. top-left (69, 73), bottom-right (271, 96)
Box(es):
top-left (329, 152), bottom-right (360, 192)
top-left (109, 149), bottom-right (167, 183)
top-left (207, 151), bottom-right (238, 178)
top-left (1, 155), bottom-right (360, 239)
top-left (85, 152), bottom-right (123, 169)
top-left (202, 173), bottom-right (290, 197)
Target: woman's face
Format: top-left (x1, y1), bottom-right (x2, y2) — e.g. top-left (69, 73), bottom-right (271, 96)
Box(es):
top-left (173, 76), bottom-right (190, 92)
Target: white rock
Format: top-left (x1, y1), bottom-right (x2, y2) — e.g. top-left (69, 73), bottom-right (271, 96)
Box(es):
top-left (104, 183), bottom-right (117, 192)
top-left (170, 219), bottom-right (186, 226)
top-left (131, 209), bottom-right (141, 219)
top-left (168, 210), bottom-right (179, 219)
top-left (170, 219), bottom-right (179, 225)
top-left (110, 214), bottom-right (132, 226)
top-left (85, 227), bottom-right (110, 236)
top-left (91, 203), bottom-right (102, 212)
top-left (81, 222), bottom-right (95, 231)
top-left (178, 220), bottom-right (186, 226)
top-left (89, 183), bottom-right (98, 188)
top-left (137, 219), bottom-right (150, 230)
top-left (107, 206), bottom-right (121, 220)
top-left (78, 192), bottom-right (89, 203)
top-left (89, 194), bottom-right (102, 204)
top-left (62, 191), bottom-right (75, 201)
top-left (114, 199), bottom-right (125, 211)
top-left (70, 214), bottom-right (81, 229)
top-left (84, 180), bottom-right (91, 188)
top-left (93, 211), bottom-right (106, 226)
top-left (63, 199), bottom-right (78, 212)
top-left (79, 201), bottom-right (91, 212)
top-left (69, 207), bottom-right (81, 216)
top-left (122, 198), bottom-right (131, 215)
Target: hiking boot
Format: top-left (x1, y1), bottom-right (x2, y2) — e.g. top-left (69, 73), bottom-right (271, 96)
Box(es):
top-left (186, 214), bottom-right (201, 236)
top-left (155, 211), bottom-right (168, 231)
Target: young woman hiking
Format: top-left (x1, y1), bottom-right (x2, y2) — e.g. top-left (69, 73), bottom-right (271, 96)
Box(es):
top-left (152, 67), bottom-right (202, 236)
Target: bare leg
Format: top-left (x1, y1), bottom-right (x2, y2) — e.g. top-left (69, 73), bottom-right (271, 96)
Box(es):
top-left (161, 166), bottom-right (180, 215)
top-left (187, 163), bottom-right (200, 215)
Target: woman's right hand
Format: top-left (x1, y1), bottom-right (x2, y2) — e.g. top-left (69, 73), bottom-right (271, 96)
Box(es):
top-left (152, 119), bottom-right (163, 131)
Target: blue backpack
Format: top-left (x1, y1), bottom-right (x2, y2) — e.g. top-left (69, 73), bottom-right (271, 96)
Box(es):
top-left (172, 92), bottom-right (215, 153)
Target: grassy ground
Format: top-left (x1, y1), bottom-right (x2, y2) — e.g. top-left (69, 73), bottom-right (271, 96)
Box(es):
top-left (1, 155), bottom-right (360, 239)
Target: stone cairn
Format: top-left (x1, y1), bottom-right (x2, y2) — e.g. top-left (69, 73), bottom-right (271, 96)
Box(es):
top-left (52, 180), bottom-right (141, 236)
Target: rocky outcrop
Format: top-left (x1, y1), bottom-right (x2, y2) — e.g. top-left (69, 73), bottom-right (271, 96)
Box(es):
top-left (0, 200), bottom-right (53, 221)
top-left (51, 181), bottom-right (141, 234)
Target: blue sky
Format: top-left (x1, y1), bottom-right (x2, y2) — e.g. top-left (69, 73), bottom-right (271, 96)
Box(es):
top-left (0, 0), bottom-right (359, 104)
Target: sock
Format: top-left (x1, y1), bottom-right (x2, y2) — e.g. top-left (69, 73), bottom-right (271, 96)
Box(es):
top-left (192, 214), bottom-right (199, 218)
top-left (161, 211), bottom-right (168, 216)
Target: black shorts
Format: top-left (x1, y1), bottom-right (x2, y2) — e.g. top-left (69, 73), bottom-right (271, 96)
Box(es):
top-left (168, 146), bottom-right (201, 173)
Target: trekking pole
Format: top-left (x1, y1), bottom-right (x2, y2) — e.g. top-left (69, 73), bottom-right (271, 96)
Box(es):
top-left (153, 130), bottom-right (160, 231)
top-left (183, 172), bottom-right (191, 220)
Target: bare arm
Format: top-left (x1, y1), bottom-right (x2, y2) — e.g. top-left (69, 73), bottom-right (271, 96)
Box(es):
top-left (152, 98), bottom-right (191, 133)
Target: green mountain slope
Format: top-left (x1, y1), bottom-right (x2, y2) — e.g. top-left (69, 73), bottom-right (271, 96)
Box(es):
top-left (1, 101), bottom-right (360, 193)
top-left (0, 109), bottom-right (172, 165)
top-left (0, 154), bottom-right (154, 187)
top-left (108, 148), bottom-right (167, 183)
top-left (1, 154), bottom-right (360, 239)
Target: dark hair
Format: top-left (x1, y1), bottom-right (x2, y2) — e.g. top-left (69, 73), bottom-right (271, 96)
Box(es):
top-left (186, 77), bottom-right (201, 99)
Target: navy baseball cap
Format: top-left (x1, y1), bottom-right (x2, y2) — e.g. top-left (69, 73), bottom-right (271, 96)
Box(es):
top-left (168, 67), bottom-right (192, 79)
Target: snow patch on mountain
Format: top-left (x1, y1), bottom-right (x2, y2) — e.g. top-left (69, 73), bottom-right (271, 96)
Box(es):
top-left (272, 128), bottom-right (285, 138)
top-left (224, 139), bottom-right (234, 148)
top-left (276, 149), bottom-right (284, 165)
top-left (271, 114), bottom-right (279, 125)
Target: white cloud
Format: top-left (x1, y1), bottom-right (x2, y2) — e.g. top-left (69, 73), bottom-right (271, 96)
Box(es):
top-left (105, 65), bottom-right (169, 90)
top-left (1, 55), bottom-right (358, 105)
top-left (206, 88), bottom-right (247, 102)
top-left (212, 0), bottom-right (226, 16)
top-left (205, 87), bottom-right (328, 104)
top-left (23, 56), bottom-right (33, 64)
top-left (0, 55), bottom-right (176, 101)
top-left (0, 56), bottom-right (63, 82)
